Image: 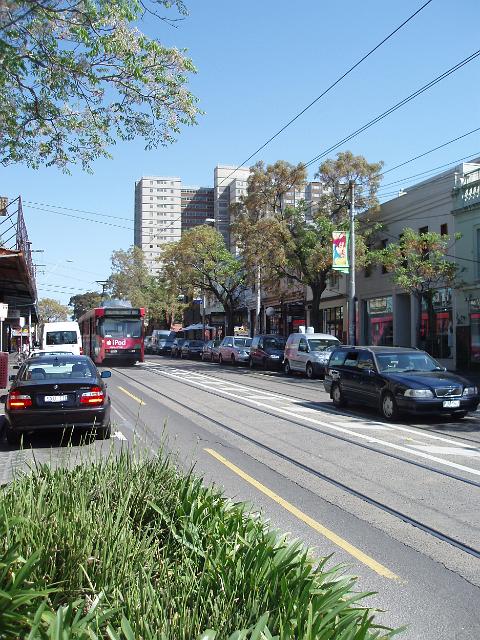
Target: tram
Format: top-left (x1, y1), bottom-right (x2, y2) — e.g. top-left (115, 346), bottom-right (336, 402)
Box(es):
top-left (79, 301), bottom-right (145, 365)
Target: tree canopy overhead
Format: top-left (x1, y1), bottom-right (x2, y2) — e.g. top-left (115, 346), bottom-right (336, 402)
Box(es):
top-left (68, 291), bottom-right (103, 319)
top-left (0, 0), bottom-right (199, 171)
top-left (38, 297), bottom-right (69, 323)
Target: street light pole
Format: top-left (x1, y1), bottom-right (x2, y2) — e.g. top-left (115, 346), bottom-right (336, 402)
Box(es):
top-left (348, 180), bottom-right (356, 345)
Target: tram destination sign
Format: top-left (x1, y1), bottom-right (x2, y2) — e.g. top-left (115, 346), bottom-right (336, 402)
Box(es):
top-left (103, 308), bottom-right (141, 317)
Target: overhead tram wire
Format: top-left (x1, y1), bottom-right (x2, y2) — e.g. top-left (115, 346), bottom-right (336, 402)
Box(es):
top-left (303, 48), bottom-right (480, 169)
top-left (217, 0), bottom-right (434, 187)
top-left (23, 204), bottom-right (134, 231)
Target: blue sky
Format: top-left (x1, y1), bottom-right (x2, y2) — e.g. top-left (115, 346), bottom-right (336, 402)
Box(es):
top-left (3, 0), bottom-right (480, 304)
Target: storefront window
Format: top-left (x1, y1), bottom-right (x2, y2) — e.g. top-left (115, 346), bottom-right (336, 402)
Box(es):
top-left (421, 288), bottom-right (452, 358)
top-left (324, 306), bottom-right (343, 340)
top-left (470, 298), bottom-right (480, 365)
top-left (366, 297), bottom-right (393, 346)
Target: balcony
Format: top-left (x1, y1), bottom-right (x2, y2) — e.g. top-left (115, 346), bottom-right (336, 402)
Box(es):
top-left (452, 168), bottom-right (480, 212)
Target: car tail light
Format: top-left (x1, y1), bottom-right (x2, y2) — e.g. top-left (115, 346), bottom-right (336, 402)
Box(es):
top-left (80, 386), bottom-right (104, 405)
top-left (80, 347), bottom-right (84, 355)
top-left (7, 392), bottom-right (32, 410)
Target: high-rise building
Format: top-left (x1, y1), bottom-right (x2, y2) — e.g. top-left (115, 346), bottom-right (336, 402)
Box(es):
top-left (134, 176), bottom-right (182, 273)
top-left (213, 165), bottom-right (250, 248)
top-left (181, 186), bottom-right (214, 232)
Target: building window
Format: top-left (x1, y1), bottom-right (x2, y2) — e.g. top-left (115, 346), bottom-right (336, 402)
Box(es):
top-left (441, 223), bottom-right (448, 236)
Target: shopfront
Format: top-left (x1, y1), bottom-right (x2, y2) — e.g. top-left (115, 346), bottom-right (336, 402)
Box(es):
top-left (365, 296), bottom-right (393, 346)
top-left (470, 298), bottom-right (480, 366)
top-left (323, 306), bottom-right (343, 340)
top-left (421, 288), bottom-right (452, 359)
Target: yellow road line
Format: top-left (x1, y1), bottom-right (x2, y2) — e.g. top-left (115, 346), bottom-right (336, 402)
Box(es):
top-left (205, 447), bottom-right (400, 581)
top-left (117, 386), bottom-right (146, 406)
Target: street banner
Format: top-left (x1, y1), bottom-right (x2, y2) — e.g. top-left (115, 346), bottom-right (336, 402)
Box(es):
top-left (332, 231), bottom-right (349, 273)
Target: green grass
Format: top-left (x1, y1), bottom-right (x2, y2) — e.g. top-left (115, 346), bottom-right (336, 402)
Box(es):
top-left (0, 447), bottom-right (400, 638)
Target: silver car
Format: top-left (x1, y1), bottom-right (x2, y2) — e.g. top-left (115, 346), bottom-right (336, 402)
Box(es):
top-left (218, 336), bottom-right (252, 365)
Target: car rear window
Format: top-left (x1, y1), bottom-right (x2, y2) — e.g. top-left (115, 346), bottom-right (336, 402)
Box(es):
top-left (190, 341), bottom-right (204, 346)
top-left (22, 359), bottom-right (96, 380)
top-left (329, 350), bottom-right (347, 366)
top-left (234, 338), bottom-right (252, 347)
top-left (307, 338), bottom-right (339, 351)
top-left (46, 331), bottom-right (78, 345)
top-left (264, 337), bottom-right (286, 349)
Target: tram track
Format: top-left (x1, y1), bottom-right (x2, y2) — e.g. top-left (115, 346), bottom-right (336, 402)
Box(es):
top-left (112, 365), bottom-right (480, 561)
top-left (142, 358), bottom-right (480, 447)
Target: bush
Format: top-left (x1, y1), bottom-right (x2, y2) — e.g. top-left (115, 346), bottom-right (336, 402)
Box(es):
top-left (1, 449), bottom-right (398, 638)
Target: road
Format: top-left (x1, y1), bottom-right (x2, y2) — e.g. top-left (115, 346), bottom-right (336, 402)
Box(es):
top-left (2, 354), bottom-right (480, 638)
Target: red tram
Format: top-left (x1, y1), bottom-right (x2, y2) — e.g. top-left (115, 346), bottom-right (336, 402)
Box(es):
top-left (79, 304), bottom-right (145, 365)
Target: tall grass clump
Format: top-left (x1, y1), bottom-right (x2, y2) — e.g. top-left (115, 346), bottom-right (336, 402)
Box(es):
top-left (1, 448), bottom-right (399, 638)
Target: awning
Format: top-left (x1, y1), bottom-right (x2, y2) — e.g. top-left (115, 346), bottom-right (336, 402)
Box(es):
top-left (182, 323), bottom-right (215, 331)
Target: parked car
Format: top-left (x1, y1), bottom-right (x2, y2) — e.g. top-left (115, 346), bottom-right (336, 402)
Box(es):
top-left (171, 337), bottom-right (186, 358)
top-left (324, 346), bottom-right (479, 420)
top-left (29, 350), bottom-right (73, 359)
top-left (152, 330), bottom-right (176, 355)
top-left (2, 354), bottom-right (112, 445)
top-left (201, 339), bottom-right (221, 362)
top-left (284, 332), bottom-right (340, 378)
top-left (218, 336), bottom-right (252, 365)
top-left (180, 340), bottom-right (205, 359)
top-left (144, 336), bottom-right (154, 354)
top-left (249, 334), bottom-right (286, 370)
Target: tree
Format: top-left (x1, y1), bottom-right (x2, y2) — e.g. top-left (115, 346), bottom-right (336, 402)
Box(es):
top-left (107, 245), bottom-right (184, 326)
top-left (68, 291), bottom-right (103, 319)
top-left (0, 0), bottom-right (199, 171)
top-left (377, 227), bottom-right (460, 349)
top-left (161, 226), bottom-right (247, 335)
top-left (233, 152), bottom-right (383, 331)
top-left (38, 297), bottom-right (69, 323)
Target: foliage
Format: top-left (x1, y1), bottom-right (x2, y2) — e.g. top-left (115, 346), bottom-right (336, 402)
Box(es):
top-left (0, 0), bottom-right (199, 172)
top-left (376, 227), bottom-right (460, 347)
top-left (233, 153), bottom-right (383, 331)
top-left (107, 245), bottom-right (184, 326)
top-left (1, 447), bottom-right (398, 639)
top-left (38, 297), bottom-right (69, 323)
top-left (161, 226), bottom-right (247, 334)
top-left (68, 291), bottom-right (103, 319)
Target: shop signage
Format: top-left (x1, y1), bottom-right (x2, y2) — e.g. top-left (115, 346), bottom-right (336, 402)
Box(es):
top-left (332, 231), bottom-right (349, 273)
top-left (0, 303), bottom-right (7, 321)
top-left (367, 296), bottom-right (392, 315)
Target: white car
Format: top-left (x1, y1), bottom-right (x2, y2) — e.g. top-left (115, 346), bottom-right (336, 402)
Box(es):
top-left (284, 332), bottom-right (340, 379)
top-left (218, 336), bottom-right (252, 365)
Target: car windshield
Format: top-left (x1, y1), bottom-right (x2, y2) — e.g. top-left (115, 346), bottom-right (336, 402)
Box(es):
top-left (46, 331), bottom-right (78, 345)
top-left (22, 358), bottom-right (96, 380)
top-left (30, 351), bottom-right (73, 358)
top-left (264, 337), bottom-right (286, 350)
top-left (376, 352), bottom-right (443, 373)
top-left (190, 341), bottom-right (204, 346)
top-left (99, 319), bottom-right (141, 338)
top-left (234, 338), bottom-right (252, 347)
top-left (307, 339), bottom-right (339, 351)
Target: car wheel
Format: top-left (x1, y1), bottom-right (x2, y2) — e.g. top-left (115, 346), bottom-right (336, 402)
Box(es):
top-left (262, 358), bottom-right (268, 371)
top-left (231, 355), bottom-right (236, 366)
top-left (96, 424), bottom-right (111, 440)
top-left (455, 411), bottom-right (468, 420)
top-left (284, 360), bottom-right (292, 376)
top-left (219, 354), bottom-right (223, 365)
top-left (5, 427), bottom-right (20, 447)
top-left (249, 357), bottom-right (255, 369)
top-left (381, 392), bottom-right (398, 421)
top-left (306, 362), bottom-right (315, 379)
top-left (331, 383), bottom-right (347, 408)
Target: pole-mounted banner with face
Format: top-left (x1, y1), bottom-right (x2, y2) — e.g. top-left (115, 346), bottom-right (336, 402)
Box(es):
top-left (332, 231), bottom-right (350, 273)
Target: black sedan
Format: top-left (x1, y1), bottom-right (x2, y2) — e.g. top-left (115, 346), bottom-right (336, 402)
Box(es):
top-left (324, 346), bottom-right (479, 420)
top-left (180, 340), bottom-right (205, 359)
top-left (171, 338), bottom-right (186, 358)
top-left (3, 355), bottom-right (112, 444)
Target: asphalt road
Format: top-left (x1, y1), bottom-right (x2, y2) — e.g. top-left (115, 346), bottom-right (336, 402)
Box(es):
top-left (2, 354), bottom-right (480, 638)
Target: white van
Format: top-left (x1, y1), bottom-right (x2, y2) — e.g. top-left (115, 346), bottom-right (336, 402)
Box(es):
top-left (41, 321), bottom-right (82, 356)
top-left (284, 332), bottom-right (340, 379)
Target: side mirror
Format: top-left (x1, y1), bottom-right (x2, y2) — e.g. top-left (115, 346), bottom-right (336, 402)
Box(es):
top-left (100, 370), bottom-right (112, 379)
top-left (0, 394), bottom-right (7, 403)
top-left (12, 365), bottom-right (19, 370)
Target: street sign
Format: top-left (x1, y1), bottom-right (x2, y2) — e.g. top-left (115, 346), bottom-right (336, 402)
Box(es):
top-left (0, 303), bottom-right (7, 321)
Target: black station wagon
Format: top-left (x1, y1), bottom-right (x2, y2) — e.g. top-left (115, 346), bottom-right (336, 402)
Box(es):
top-left (324, 346), bottom-right (479, 420)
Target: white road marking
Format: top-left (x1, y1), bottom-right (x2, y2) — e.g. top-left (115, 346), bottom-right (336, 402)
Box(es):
top-left (113, 431), bottom-right (127, 441)
top-left (409, 445), bottom-right (480, 456)
top-left (112, 406), bottom-right (127, 421)
top-left (153, 367), bottom-right (480, 478)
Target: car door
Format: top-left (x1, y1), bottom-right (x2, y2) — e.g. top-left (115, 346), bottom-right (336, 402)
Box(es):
top-left (250, 337), bottom-right (259, 364)
top-left (295, 337), bottom-right (309, 372)
top-left (354, 351), bottom-right (380, 406)
top-left (340, 351), bottom-right (361, 399)
top-left (220, 337), bottom-right (232, 359)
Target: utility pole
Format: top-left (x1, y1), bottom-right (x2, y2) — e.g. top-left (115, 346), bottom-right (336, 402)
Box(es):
top-left (348, 180), bottom-right (356, 345)
top-left (255, 265), bottom-right (261, 335)
top-left (96, 280), bottom-right (109, 301)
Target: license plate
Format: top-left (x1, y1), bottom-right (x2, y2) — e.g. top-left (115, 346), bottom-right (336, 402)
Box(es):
top-left (443, 400), bottom-right (460, 408)
top-left (44, 395), bottom-right (68, 402)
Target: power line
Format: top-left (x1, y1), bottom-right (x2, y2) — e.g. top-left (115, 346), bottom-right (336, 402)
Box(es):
top-left (23, 204), bottom-right (134, 231)
top-left (217, 0), bottom-right (434, 187)
top-left (22, 200), bottom-right (132, 222)
top-left (304, 48), bottom-right (480, 169)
